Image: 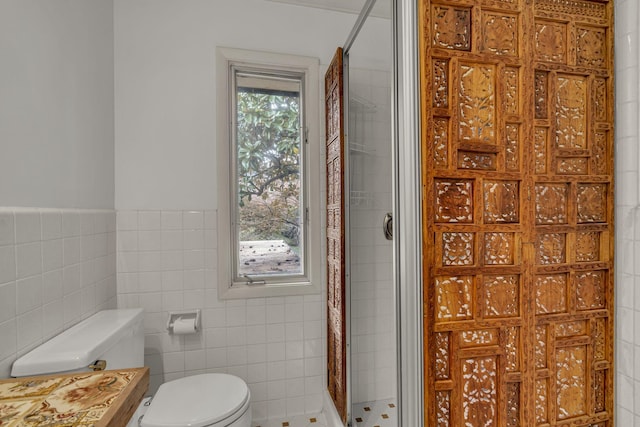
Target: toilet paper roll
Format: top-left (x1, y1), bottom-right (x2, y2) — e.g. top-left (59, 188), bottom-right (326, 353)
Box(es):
top-left (172, 317), bottom-right (197, 335)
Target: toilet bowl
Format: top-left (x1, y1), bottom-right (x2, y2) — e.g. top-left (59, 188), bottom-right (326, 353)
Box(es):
top-left (139, 374), bottom-right (251, 427)
top-left (11, 309), bottom-right (252, 427)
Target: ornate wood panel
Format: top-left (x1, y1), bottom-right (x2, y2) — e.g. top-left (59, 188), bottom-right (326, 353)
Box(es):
top-left (325, 47), bottom-right (347, 424)
top-left (419, 1), bottom-right (614, 426)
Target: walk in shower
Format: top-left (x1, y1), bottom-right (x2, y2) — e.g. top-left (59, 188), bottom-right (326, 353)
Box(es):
top-left (344, 1), bottom-right (397, 425)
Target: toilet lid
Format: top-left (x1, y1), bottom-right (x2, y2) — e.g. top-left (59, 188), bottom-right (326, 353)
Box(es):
top-left (141, 374), bottom-right (249, 427)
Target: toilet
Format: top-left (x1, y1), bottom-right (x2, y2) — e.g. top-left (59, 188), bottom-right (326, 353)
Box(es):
top-left (10, 308), bottom-right (252, 427)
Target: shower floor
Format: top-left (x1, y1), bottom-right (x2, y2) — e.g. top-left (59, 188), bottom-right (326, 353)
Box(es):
top-left (352, 399), bottom-right (397, 427)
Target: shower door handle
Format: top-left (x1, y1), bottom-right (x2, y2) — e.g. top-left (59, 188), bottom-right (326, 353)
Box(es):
top-left (383, 212), bottom-right (393, 240)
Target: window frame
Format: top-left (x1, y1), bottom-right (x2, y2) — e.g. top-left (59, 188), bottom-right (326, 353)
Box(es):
top-left (216, 47), bottom-right (321, 299)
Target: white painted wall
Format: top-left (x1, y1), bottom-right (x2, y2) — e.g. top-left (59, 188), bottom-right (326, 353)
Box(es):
top-left (0, 0), bottom-right (115, 209)
top-left (114, 0), bottom-right (357, 210)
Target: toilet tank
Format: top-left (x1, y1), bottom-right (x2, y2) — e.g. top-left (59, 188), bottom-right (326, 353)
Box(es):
top-left (11, 308), bottom-right (144, 377)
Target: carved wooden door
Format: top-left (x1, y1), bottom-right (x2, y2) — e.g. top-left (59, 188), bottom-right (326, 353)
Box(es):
top-left (325, 47), bottom-right (347, 424)
top-left (419, 1), bottom-right (614, 426)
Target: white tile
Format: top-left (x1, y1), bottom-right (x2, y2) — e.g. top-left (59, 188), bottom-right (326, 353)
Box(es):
top-left (63, 291), bottom-right (82, 326)
top-left (139, 292), bottom-right (162, 313)
top-left (226, 326), bottom-right (247, 346)
top-left (267, 379), bottom-right (286, 400)
top-left (304, 357), bottom-right (322, 377)
top-left (138, 271), bottom-right (162, 293)
top-left (0, 319), bottom-right (17, 361)
top-left (204, 327), bottom-right (227, 349)
top-left (267, 399), bottom-right (286, 420)
top-left (247, 344), bottom-right (267, 364)
top-left (80, 284), bottom-right (97, 315)
top-left (81, 235), bottom-right (97, 262)
top-left (267, 343), bottom-right (286, 362)
top-left (183, 269), bottom-right (205, 289)
top-left (226, 306), bottom-right (247, 327)
top-left (139, 211), bottom-right (161, 230)
top-left (246, 304), bottom-right (266, 325)
top-left (161, 211), bottom-right (183, 230)
top-left (162, 270), bottom-right (183, 291)
top-left (118, 230), bottom-right (139, 252)
top-left (17, 308), bottom-right (42, 351)
top-left (183, 211), bottom-right (204, 230)
top-left (16, 275), bottom-right (42, 315)
top-left (227, 345), bottom-right (248, 366)
top-left (250, 381), bottom-right (268, 402)
top-left (285, 396), bottom-right (306, 417)
top-left (266, 304), bottom-right (285, 324)
top-left (161, 251), bottom-right (184, 272)
top-left (138, 251), bottom-right (162, 272)
top-left (163, 291), bottom-right (184, 311)
top-left (16, 242), bottom-right (42, 279)
top-left (246, 324), bottom-right (267, 344)
top-left (266, 323), bottom-right (285, 343)
top-left (304, 339), bottom-right (322, 358)
top-left (42, 239), bottom-right (63, 272)
top-left (185, 350), bottom-right (206, 371)
top-left (63, 265), bottom-right (82, 295)
top-left (204, 211), bottom-right (217, 230)
top-left (184, 230), bottom-right (204, 250)
top-left (64, 237), bottom-right (81, 266)
top-left (117, 211), bottom-right (138, 231)
top-left (182, 290), bottom-right (204, 310)
top-left (284, 359), bottom-right (304, 379)
top-left (62, 211), bottom-right (81, 237)
top-left (15, 211), bottom-right (41, 244)
top-left (42, 299), bottom-right (64, 339)
top-left (0, 212), bottom-right (15, 246)
top-left (247, 363), bottom-right (267, 383)
top-left (184, 250), bottom-right (205, 270)
top-left (285, 322), bottom-right (304, 341)
top-left (163, 351), bottom-right (185, 373)
top-left (202, 308), bottom-right (226, 328)
top-left (0, 282), bottom-right (16, 323)
top-left (161, 230), bottom-right (183, 251)
top-left (285, 341), bottom-right (304, 360)
top-left (0, 245), bottom-right (16, 284)
top-left (42, 270), bottom-right (63, 303)
top-left (205, 348), bottom-right (227, 368)
top-left (139, 231), bottom-right (162, 251)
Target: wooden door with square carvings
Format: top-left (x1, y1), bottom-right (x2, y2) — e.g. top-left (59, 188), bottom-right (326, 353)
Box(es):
top-left (419, 0), bottom-right (614, 426)
top-left (325, 47), bottom-right (347, 424)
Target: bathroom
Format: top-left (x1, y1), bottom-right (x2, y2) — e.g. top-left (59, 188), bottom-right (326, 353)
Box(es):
top-left (0, 0), bottom-right (638, 426)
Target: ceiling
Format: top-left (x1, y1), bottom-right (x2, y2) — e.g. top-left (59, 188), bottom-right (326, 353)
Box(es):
top-left (264, 0), bottom-right (391, 19)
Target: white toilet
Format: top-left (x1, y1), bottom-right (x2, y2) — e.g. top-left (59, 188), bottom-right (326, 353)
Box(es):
top-left (11, 308), bottom-right (252, 427)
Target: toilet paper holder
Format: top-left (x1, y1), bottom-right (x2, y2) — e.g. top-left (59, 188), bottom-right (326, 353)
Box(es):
top-left (166, 309), bottom-right (201, 334)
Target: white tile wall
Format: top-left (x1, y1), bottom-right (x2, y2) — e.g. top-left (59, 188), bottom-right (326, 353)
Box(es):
top-left (0, 208), bottom-right (117, 378)
top-left (116, 210), bottom-right (324, 423)
top-left (616, 1), bottom-right (640, 424)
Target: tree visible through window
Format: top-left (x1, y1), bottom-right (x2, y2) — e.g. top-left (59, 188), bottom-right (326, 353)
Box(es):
top-left (233, 70), bottom-right (305, 279)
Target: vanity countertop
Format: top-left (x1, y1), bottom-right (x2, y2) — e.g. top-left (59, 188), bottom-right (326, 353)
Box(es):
top-left (0, 367), bottom-right (149, 427)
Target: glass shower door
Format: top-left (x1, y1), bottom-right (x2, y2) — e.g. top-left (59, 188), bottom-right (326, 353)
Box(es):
top-left (344, 0), bottom-right (396, 424)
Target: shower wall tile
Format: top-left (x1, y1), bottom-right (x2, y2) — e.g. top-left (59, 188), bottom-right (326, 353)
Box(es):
top-left (0, 208), bottom-right (117, 378)
top-left (616, 0), bottom-right (640, 421)
top-left (116, 209), bottom-right (322, 422)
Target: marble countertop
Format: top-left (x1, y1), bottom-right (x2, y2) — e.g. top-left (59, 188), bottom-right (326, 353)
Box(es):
top-left (0, 367), bottom-right (149, 427)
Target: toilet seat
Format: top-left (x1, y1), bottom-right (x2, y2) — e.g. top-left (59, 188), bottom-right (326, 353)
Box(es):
top-left (140, 374), bottom-right (250, 427)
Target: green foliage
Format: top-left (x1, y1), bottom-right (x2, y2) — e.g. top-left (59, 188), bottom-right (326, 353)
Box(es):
top-left (236, 89), bottom-right (301, 246)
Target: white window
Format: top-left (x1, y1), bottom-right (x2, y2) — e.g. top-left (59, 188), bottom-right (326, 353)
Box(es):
top-left (216, 47), bottom-right (321, 299)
